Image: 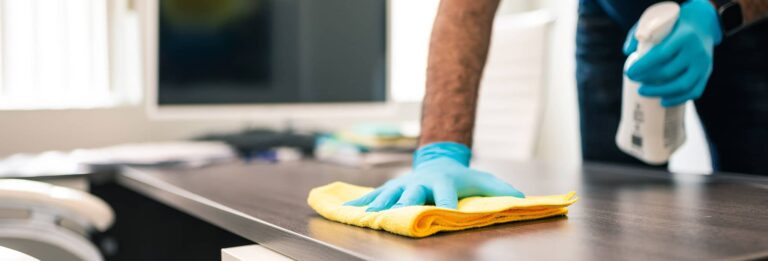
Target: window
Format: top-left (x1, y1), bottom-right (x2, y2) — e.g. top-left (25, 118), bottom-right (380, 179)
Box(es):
top-left (0, 0), bottom-right (113, 110)
top-left (389, 0), bottom-right (437, 102)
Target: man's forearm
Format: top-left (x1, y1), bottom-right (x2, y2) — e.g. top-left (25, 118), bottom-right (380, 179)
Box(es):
top-left (738, 0), bottom-right (768, 24)
top-left (419, 0), bottom-right (500, 147)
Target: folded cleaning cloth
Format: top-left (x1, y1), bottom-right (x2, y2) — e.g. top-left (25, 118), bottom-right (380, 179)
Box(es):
top-left (307, 182), bottom-right (578, 238)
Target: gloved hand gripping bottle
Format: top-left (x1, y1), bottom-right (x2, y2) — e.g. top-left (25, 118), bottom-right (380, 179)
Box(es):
top-left (616, 2), bottom-right (686, 165)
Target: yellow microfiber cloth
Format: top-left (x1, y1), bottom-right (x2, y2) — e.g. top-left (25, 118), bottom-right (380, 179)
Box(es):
top-left (307, 182), bottom-right (578, 238)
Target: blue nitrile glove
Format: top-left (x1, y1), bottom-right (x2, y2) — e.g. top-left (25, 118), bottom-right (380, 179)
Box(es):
top-left (624, 0), bottom-right (722, 107)
top-left (344, 142), bottom-right (524, 212)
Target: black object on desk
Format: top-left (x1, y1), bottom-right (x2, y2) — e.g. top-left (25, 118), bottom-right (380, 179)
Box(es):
top-left (117, 161), bottom-right (768, 260)
top-left (195, 129), bottom-right (317, 157)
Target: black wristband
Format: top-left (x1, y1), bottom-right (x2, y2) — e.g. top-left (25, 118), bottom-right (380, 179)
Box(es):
top-left (715, 1), bottom-right (745, 36)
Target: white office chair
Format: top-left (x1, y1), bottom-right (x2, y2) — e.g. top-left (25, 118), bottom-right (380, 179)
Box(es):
top-left (0, 179), bottom-right (114, 261)
top-left (473, 10), bottom-right (554, 161)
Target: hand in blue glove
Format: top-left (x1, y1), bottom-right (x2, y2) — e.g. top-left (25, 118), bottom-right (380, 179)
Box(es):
top-left (624, 0), bottom-right (722, 107)
top-left (344, 142), bottom-right (524, 212)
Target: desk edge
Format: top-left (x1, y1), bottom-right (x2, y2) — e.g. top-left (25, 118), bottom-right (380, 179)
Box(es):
top-left (117, 167), bottom-right (369, 261)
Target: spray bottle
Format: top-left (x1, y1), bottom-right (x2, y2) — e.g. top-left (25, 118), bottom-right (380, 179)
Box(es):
top-left (616, 2), bottom-right (686, 165)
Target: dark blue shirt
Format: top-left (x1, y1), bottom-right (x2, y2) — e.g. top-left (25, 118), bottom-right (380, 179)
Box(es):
top-left (580, 0), bottom-right (665, 29)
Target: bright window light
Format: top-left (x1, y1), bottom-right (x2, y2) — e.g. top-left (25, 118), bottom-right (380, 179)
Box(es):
top-left (389, 0), bottom-right (438, 102)
top-left (0, 0), bottom-right (112, 110)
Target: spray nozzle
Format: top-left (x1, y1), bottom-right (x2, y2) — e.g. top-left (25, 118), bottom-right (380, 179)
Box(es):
top-left (635, 2), bottom-right (680, 44)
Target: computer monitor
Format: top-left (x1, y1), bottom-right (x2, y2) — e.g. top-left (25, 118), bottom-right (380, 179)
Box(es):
top-left (143, 0), bottom-right (391, 119)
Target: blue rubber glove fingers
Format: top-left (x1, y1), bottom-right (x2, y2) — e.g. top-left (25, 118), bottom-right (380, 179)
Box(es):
top-left (659, 70), bottom-right (710, 107)
top-left (365, 186), bottom-right (405, 212)
top-left (473, 171), bottom-right (526, 198)
top-left (623, 24), bottom-right (638, 55)
top-left (638, 54), bottom-right (709, 106)
top-left (626, 24), bottom-right (690, 81)
top-left (627, 0), bottom-right (721, 79)
top-left (432, 180), bottom-right (459, 209)
top-left (424, 173), bottom-right (526, 210)
top-left (625, 0), bottom-right (721, 106)
top-left (391, 185), bottom-right (428, 209)
top-left (347, 158), bottom-right (525, 212)
top-left (414, 157), bottom-right (525, 201)
top-left (631, 46), bottom-right (691, 85)
top-left (635, 42), bottom-right (711, 108)
top-left (343, 187), bottom-right (385, 207)
top-left (346, 142), bottom-right (524, 212)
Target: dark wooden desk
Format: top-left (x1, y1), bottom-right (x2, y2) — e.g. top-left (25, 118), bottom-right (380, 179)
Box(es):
top-left (117, 161), bottom-right (768, 260)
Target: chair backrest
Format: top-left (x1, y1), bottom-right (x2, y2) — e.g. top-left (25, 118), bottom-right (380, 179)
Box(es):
top-left (473, 10), bottom-right (554, 161)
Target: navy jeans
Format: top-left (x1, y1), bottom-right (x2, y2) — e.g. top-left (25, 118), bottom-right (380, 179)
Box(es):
top-left (575, 5), bottom-right (768, 175)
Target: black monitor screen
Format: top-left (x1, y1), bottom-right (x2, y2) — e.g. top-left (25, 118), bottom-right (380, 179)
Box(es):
top-left (158, 0), bottom-right (387, 105)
